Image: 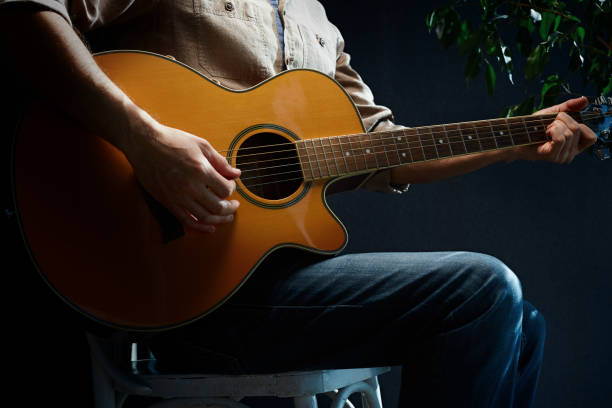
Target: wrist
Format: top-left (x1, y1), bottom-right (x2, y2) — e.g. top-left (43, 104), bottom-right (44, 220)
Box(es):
top-left (107, 97), bottom-right (161, 158)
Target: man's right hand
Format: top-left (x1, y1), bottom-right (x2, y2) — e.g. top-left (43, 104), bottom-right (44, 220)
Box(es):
top-left (123, 119), bottom-right (241, 234)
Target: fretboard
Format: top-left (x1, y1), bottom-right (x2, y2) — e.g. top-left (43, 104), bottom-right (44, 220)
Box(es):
top-left (295, 113), bottom-right (582, 181)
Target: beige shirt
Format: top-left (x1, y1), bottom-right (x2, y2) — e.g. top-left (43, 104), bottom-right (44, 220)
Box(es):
top-left (2, 0), bottom-right (408, 193)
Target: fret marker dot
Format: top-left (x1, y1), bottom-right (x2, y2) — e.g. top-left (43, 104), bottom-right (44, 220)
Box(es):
top-left (397, 137), bottom-right (402, 141)
top-left (499, 131), bottom-right (504, 135)
top-left (366, 148), bottom-right (371, 153)
top-left (533, 127), bottom-right (538, 131)
top-left (345, 152), bottom-right (350, 156)
top-left (467, 135), bottom-right (473, 140)
top-left (439, 139), bottom-right (444, 144)
top-left (401, 152), bottom-right (407, 157)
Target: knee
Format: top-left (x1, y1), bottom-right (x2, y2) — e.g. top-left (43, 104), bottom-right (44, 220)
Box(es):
top-left (454, 252), bottom-right (523, 317)
top-left (523, 301), bottom-right (546, 349)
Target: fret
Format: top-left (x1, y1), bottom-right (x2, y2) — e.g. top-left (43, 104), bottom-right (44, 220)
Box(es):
top-left (337, 136), bottom-right (355, 173)
top-left (313, 139), bottom-right (330, 178)
top-left (295, 141), bottom-right (314, 180)
top-left (371, 132), bottom-right (391, 168)
top-left (414, 127), bottom-right (437, 160)
top-left (348, 135), bottom-right (367, 172)
top-left (329, 137), bottom-right (348, 175)
top-left (318, 138), bottom-right (333, 177)
top-left (473, 120), bottom-right (496, 151)
top-left (519, 117), bottom-right (533, 144)
top-left (429, 125), bottom-right (452, 158)
top-left (366, 134), bottom-right (380, 168)
top-left (459, 122), bottom-right (482, 153)
top-left (444, 124), bottom-right (467, 156)
top-left (379, 132), bottom-right (401, 166)
top-left (426, 127), bottom-right (442, 159)
top-left (320, 137), bottom-right (340, 176)
top-left (505, 117), bottom-right (530, 145)
top-left (403, 129), bottom-right (425, 162)
top-left (304, 140), bottom-right (322, 179)
top-left (394, 129), bottom-right (415, 164)
top-left (389, 131), bottom-right (405, 164)
top-left (528, 117), bottom-right (550, 143)
top-left (488, 119), bottom-right (514, 148)
top-left (357, 135), bottom-right (373, 170)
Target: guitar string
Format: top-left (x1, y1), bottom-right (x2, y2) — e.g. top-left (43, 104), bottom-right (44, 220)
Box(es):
top-left (220, 112), bottom-right (611, 167)
top-left (234, 117), bottom-right (607, 180)
top-left (236, 134), bottom-right (542, 181)
top-left (237, 138), bottom-right (557, 184)
top-left (215, 112), bottom-right (594, 154)
top-left (222, 111), bottom-right (609, 165)
top-left (213, 111), bottom-right (609, 158)
top-left (236, 124), bottom-right (608, 182)
top-left (239, 141), bottom-right (553, 189)
top-left (235, 130), bottom-right (545, 171)
top-left (218, 114), bottom-right (568, 158)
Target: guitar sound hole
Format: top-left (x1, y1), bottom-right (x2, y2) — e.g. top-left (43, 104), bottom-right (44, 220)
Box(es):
top-left (236, 132), bottom-right (302, 200)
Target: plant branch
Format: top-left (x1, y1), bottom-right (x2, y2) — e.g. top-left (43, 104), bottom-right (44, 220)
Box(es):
top-left (504, 1), bottom-right (580, 22)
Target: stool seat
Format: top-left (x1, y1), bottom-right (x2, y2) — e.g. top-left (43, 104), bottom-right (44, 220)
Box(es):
top-left (87, 332), bottom-right (390, 408)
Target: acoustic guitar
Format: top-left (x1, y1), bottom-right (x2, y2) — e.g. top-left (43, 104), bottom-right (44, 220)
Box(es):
top-left (12, 51), bottom-right (611, 331)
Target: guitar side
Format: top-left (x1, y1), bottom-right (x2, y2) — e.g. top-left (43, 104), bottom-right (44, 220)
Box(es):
top-left (13, 51), bottom-right (366, 331)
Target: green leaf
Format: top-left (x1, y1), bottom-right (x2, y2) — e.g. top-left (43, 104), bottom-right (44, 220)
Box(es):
top-left (485, 61), bottom-right (496, 97)
top-left (465, 51), bottom-right (482, 84)
top-left (426, 11), bottom-right (436, 31)
top-left (603, 76), bottom-right (612, 96)
top-left (525, 44), bottom-right (550, 81)
top-left (515, 96), bottom-right (536, 116)
top-left (540, 74), bottom-right (561, 108)
top-left (485, 33), bottom-right (497, 55)
top-left (568, 41), bottom-right (584, 72)
top-left (576, 26), bottom-right (585, 43)
top-left (539, 12), bottom-right (555, 40)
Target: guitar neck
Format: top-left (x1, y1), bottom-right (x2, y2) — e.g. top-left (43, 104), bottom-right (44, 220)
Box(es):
top-left (295, 112), bottom-right (583, 181)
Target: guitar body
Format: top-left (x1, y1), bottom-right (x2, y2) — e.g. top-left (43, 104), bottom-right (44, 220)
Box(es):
top-left (14, 51), bottom-right (364, 330)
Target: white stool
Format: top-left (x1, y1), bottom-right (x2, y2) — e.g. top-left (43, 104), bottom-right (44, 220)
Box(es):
top-left (87, 332), bottom-right (390, 408)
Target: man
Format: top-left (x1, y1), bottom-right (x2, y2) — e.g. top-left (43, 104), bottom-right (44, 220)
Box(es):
top-left (0, 1), bottom-right (597, 407)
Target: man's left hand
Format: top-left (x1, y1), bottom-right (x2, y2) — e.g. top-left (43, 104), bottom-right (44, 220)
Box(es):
top-left (515, 96), bottom-right (597, 163)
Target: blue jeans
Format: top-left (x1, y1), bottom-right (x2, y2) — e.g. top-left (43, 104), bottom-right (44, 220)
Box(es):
top-left (149, 250), bottom-right (546, 408)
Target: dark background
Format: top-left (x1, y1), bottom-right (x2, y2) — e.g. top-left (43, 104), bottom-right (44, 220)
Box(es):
top-left (1, 1), bottom-right (610, 407)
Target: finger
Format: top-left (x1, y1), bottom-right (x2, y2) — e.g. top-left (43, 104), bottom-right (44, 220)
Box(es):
top-left (201, 142), bottom-right (241, 179)
top-left (169, 204), bottom-right (215, 233)
top-left (555, 112), bottom-right (581, 162)
top-left (185, 197), bottom-right (237, 224)
top-left (545, 121), bottom-right (567, 161)
top-left (200, 161), bottom-right (237, 198)
top-left (534, 96), bottom-right (588, 115)
top-left (577, 123), bottom-right (598, 153)
top-left (190, 184), bottom-right (240, 215)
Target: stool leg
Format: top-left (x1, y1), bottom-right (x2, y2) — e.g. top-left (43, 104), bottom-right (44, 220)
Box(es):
top-left (90, 348), bottom-right (117, 408)
top-left (362, 376), bottom-right (383, 408)
top-left (293, 395), bottom-right (318, 408)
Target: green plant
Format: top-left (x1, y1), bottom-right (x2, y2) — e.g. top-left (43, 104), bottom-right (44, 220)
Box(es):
top-left (426, 0), bottom-right (611, 116)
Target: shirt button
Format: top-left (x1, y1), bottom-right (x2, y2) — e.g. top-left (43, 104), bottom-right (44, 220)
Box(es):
top-left (286, 57), bottom-right (294, 65)
top-left (318, 36), bottom-right (326, 47)
top-left (224, 2), bottom-right (234, 12)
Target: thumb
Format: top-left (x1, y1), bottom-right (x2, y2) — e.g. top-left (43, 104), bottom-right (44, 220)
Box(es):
top-left (204, 146), bottom-right (241, 179)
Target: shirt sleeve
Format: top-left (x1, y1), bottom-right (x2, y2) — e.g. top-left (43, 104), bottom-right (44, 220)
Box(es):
top-left (331, 25), bottom-right (409, 194)
top-left (0, 0), bottom-right (150, 33)
top-left (0, 0), bottom-right (70, 23)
